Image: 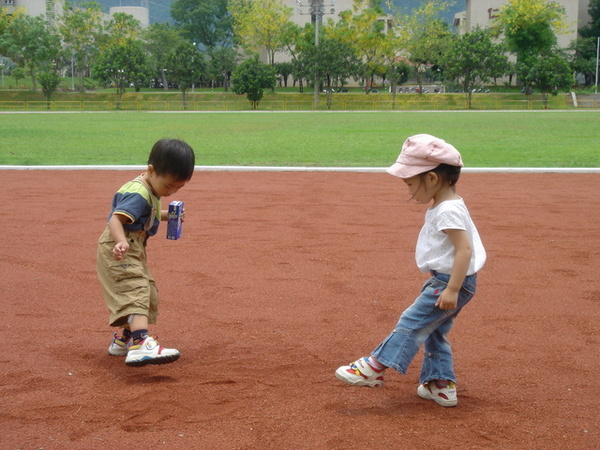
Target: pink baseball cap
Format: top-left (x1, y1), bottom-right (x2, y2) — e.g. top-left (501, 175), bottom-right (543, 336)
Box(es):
top-left (386, 134), bottom-right (463, 179)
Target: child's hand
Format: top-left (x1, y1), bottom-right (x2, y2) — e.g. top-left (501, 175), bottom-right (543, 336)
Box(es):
top-left (436, 289), bottom-right (458, 310)
top-left (113, 241), bottom-right (130, 261)
top-left (181, 208), bottom-right (186, 222)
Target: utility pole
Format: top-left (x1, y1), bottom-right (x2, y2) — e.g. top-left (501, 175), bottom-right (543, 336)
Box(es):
top-left (296, 1), bottom-right (336, 109)
top-left (595, 36), bottom-right (599, 95)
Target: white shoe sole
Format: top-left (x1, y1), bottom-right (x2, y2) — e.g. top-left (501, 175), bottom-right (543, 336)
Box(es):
top-left (125, 352), bottom-right (180, 367)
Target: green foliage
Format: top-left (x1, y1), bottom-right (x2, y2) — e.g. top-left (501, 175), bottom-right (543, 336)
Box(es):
top-left (569, 37), bottom-right (598, 86)
top-left (93, 40), bottom-right (149, 104)
top-left (580, 0), bottom-right (600, 38)
top-left (442, 27), bottom-right (508, 107)
top-left (171, 0), bottom-right (233, 48)
top-left (0, 14), bottom-right (61, 91)
top-left (229, 0), bottom-right (293, 65)
top-left (231, 55), bottom-right (276, 107)
top-left (207, 46), bottom-right (239, 91)
top-left (274, 61), bottom-right (294, 87)
top-left (387, 0), bottom-right (455, 91)
top-left (295, 35), bottom-right (361, 90)
top-left (332, 6), bottom-right (389, 87)
top-left (142, 23), bottom-right (186, 90)
top-left (392, 61), bottom-right (411, 86)
top-left (11, 67), bottom-right (26, 87)
top-left (494, 0), bottom-right (567, 58)
top-left (59, 2), bottom-right (104, 92)
top-left (165, 41), bottom-right (207, 107)
top-left (38, 71), bottom-right (61, 107)
top-left (519, 51), bottom-right (573, 103)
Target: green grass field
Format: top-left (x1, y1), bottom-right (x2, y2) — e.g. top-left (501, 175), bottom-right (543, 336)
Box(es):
top-left (1, 110), bottom-right (599, 167)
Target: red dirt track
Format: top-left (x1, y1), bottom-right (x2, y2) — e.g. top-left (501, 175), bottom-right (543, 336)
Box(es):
top-left (0, 170), bottom-right (598, 449)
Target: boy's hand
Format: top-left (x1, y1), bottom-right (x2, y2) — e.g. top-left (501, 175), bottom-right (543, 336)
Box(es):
top-left (113, 241), bottom-right (130, 260)
top-left (436, 288), bottom-right (458, 310)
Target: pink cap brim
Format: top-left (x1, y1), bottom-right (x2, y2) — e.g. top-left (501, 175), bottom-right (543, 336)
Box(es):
top-left (386, 162), bottom-right (440, 179)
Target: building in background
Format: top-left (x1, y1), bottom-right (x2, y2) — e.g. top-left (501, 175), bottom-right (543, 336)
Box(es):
top-left (2, 0), bottom-right (149, 28)
top-left (454, 0), bottom-right (591, 49)
top-left (2, 0), bottom-right (65, 23)
top-left (109, 6), bottom-right (149, 28)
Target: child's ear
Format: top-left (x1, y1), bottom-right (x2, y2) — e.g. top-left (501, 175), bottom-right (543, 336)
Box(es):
top-left (426, 171), bottom-right (439, 184)
top-left (147, 164), bottom-right (155, 175)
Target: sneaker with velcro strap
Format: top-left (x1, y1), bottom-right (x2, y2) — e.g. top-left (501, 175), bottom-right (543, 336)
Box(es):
top-left (108, 332), bottom-right (131, 356)
top-left (125, 336), bottom-right (180, 367)
top-left (335, 357), bottom-right (385, 388)
top-left (417, 380), bottom-right (458, 407)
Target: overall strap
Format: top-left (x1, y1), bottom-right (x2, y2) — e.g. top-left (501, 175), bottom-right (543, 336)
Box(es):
top-left (132, 176), bottom-right (159, 231)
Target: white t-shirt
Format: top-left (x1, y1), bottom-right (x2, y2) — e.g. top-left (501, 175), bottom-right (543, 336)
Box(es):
top-left (415, 198), bottom-right (486, 275)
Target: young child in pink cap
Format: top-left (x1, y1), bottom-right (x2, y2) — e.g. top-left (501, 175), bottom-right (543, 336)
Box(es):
top-left (335, 134), bottom-right (486, 407)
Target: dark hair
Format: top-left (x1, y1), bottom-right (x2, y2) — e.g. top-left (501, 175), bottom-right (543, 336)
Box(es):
top-left (421, 163), bottom-right (461, 186)
top-left (148, 139), bottom-right (195, 181)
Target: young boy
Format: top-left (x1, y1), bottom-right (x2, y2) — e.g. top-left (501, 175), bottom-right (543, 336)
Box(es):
top-left (97, 139), bottom-right (195, 367)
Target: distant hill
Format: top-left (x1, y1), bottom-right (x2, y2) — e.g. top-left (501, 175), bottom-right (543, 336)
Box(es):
top-left (71, 1), bottom-right (464, 26)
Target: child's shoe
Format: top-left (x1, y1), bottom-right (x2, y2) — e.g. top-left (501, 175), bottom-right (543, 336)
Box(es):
top-left (335, 357), bottom-right (384, 388)
top-left (417, 380), bottom-right (458, 407)
top-left (125, 336), bottom-right (180, 367)
top-left (108, 332), bottom-right (131, 356)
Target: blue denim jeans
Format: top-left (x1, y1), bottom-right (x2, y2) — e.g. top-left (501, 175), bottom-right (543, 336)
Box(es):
top-left (371, 271), bottom-right (477, 384)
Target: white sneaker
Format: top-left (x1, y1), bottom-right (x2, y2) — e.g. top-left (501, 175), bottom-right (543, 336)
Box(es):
top-left (335, 357), bottom-right (385, 388)
top-left (417, 380), bottom-right (458, 407)
top-left (125, 336), bottom-right (180, 367)
top-left (108, 332), bottom-right (130, 356)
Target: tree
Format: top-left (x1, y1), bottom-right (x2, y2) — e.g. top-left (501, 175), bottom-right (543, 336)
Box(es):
top-left (494, 0), bottom-right (569, 90)
top-left (39, 70), bottom-right (61, 109)
top-left (229, 0), bottom-right (293, 65)
top-left (389, 0), bottom-right (455, 94)
top-left (101, 12), bottom-right (143, 49)
top-left (0, 4), bottom-right (20, 37)
top-left (294, 33), bottom-right (361, 108)
top-left (519, 50), bottom-right (573, 106)
top-left (59, 1), bottom-right (104, 91)
top-left (12, 67), bottom-right (26, 88)
top-left (494, 0), bottom-right (568, 61)
top-left (231, 55), bottom-right (276, 109)
top-left (142, 23), bottom-right (186, 90)
top-left (171, 0), bottom-right (233, 48)
top-left (569, 37), bottom-right (598, 86)
top-left (274, 61), bottom-right (294, 87)
top-left (93, 40), bottom-right (148, 107)
top-left (442, 27), bottom-right (508, 108)
top-left (580, 0), bottom-right (600, 38)
top-left (332, 5), bottom-right (387, 92)
top-left (165, 41), bottom-right (207, 109)
top-left (279, 21), bottom-right (305, 90)
top-left (572, 0), bottom-right (600, 87)
top-left (0, 14), bottom-right (61, 91)
top-left (207, 46), bottom-right (239, 91)
top-left (377, 18), bottom-right (408, 105)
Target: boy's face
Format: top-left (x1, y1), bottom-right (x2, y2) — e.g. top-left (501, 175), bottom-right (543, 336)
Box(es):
top-left (145, 165), bottom-right (188, 198)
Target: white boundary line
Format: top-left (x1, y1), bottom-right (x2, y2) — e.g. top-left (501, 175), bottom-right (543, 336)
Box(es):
top-left (0, 165), bottom-right (598, 173)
